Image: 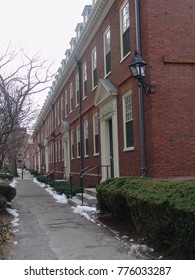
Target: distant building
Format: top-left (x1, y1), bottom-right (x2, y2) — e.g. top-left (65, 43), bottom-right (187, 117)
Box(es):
top-left (32, 0), bottom-right (195, 185)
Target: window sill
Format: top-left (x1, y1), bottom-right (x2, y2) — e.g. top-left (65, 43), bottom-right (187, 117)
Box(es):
top-left (123, 147), bottom-right (134, 152)
top-left (120, 51), bottom-right (131, 63)
top-left (92, 85), bottom-right (97, 92)
top-left (104, 71), bottom-right (111, 79)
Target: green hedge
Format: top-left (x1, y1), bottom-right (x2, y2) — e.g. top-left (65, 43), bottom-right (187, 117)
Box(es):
top-left (96, 177), bottom-right (195, 257)
top-left (29, 169), bottom-right (40, 177)
top-left (0, 194), bottom-right (7, 213)
top-left (35, 176), bottom-right (82, 197)
top-left (0, 184), bottom-right (16, 202)
top-left (0, 173), bottom-right (14, 180)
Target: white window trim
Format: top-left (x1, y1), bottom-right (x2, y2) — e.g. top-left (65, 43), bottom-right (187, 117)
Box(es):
top-left (120, 0), bottom-right (130, 61)
top-left (70, 83), bottom-right (73, 112)
top-left (93, 113), bottom-right (99, 156)
top-left (83, 62), bottom-right (87, 99)
top-left (91, 47), bottom-right (97, 90)
top-left (123, 90), bottom-right (134, 151)
top-left (71, 129), bottom-right (74, 159)
top-left (84, 120), bottom-right (89, 157)
top-left (76, 125), bottom-right (80, 158)
top-left (75, 73), bottom-right (80, 106)
top-left (103, 26), bottom-right (111, 77)
top-left (65, 90), bottom-right (68, 117)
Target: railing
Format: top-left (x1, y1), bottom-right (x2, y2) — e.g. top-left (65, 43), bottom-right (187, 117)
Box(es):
top-left (69, 166), bottom-right (90, 201)
top-left (69, 165), bottom-right (111, 204)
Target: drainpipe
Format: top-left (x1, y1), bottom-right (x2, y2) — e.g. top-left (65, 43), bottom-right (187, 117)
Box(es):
top-left (76, 59), bottom-right (84, 204)
top-left (135, 0), bottom-right (147, 177)
top-left (51, 104), bottom-right (56, 178)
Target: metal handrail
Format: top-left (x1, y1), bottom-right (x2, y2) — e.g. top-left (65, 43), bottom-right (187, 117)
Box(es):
top-left (69, 166), bottom-right (90, 199)
top-left (81, 165), bottom-right (99, 178)
top-left (69, 165), bottom-right (111, 203)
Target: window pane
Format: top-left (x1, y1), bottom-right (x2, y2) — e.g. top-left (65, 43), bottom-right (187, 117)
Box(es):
top-left (106, 51), bottom-right (111, 74)
top-left (95, 134), bottom-right (99, 154)
top-left (93, 68), bottom-right (97, 87)
top-left (126, 120), bottom-right (134, 147)
top-left (123, 27), bottom-right (130, 57)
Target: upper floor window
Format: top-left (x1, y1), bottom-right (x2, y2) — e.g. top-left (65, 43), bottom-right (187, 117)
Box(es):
top-left (123, 91), bottom-right (134, 149)
top-left (84, 120), bottom-right (89, 156)
top-left (71, 129), bottom-right (74, 159)
top-left (104, 26), bottom-right (111, 76)
top-left (57, 101), bottom-right (60, 125)
top-left (70, 83), bottom-right (73, 112)
top-left (93, 113), bottom-right (99, 155)
top-left (61, 96), bottom-right (64, 121)
top-left (92, 47), bottom-right (97, 89)
top-left (75, 73), bottom-right (80, 106)
top-left (120, 1), bottom-right (130, 59)
top-left (77, 125), bottom-right (81, 158)
top-left (65, 90), bottom-right (68, 117)
top-left (83, 62), bottom-right (87, 98)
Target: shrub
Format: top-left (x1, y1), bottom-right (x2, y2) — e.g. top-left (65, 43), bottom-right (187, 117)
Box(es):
top-left (30, 169), bottom-right (40, 177)
top-left (0, 164), bottom-right (11, 174)
top-left (0, 195), bottom-right (7, 213)
top-left (36, 175), bottom-right (48, 184)
top-left (0, 173), bottom-right (14, 180)
top-left (49, 181), bottom-right (81, 197)
top-left (96, 177), bottom-right (195, 258)
top-left (0, 184), bottom-right (16, 202)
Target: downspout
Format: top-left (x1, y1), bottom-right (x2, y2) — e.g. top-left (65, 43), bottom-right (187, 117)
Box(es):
top-left (135, 0), bottom-right (147, 177)
top-left (76, 59), bottom-right (84, 204)
top-left (51, 103), bottom-right (56, 178)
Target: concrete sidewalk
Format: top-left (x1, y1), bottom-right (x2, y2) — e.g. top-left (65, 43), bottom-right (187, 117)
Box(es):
top-left (9, 172), bottom-right (136, 260)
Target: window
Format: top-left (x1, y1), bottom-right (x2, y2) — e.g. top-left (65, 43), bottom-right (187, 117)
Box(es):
top-left (83, 62), bottom-right (87, 98)
top-left (93, 113), bottom-right (99, 155)
top-left (104, 27), bottom-right (111, 76)
top-left (77, 125), bottom-right (81, 158)
top-left (120, 1), bottom-right (130, 59)
top-left (61, 96), bottom-right (64, 121)
top-left (84, 120), bottom-right (89, 156)
top-left (70, 83), bottom-right (73, 112)
top-left (62, 139), bottom-right (64, 160)
top-left (75, 73), bottom-right (80, 106)
top-left (123, 91), bottom-right (134, 149)
top-left (71, 129), bottom-right (74, 159)
top-left (57, 101), bottom-right (60, 125)
top-left (92, 47), bottom-right (97, 88)
top-left (65, 90), bottom-right (68, 117)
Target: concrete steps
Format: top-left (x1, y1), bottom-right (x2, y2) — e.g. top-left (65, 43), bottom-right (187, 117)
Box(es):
top-left (68, 188), bottom-right (97, 207)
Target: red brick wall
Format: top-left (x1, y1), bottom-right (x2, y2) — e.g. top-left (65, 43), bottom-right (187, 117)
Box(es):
top-left (140, 0), bottom-right (195, 177)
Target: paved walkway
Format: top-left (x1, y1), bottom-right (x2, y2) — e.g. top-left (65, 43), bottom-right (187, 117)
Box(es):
top-left (9, 172), bottom-right (136, 260)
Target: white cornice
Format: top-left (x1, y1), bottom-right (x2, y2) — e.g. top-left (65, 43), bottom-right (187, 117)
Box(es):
top-left (34, 0), bottom-right (115, 134)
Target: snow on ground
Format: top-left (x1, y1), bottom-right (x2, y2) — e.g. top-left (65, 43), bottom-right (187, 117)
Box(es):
top-left (33, 178), bottom-right (68, 204)
top-left (6, 208), bottom-right (19, 234)
top-left (9, 178), bottom-right (18, 188)
top-left (71, 205), bottom-right (97, 223)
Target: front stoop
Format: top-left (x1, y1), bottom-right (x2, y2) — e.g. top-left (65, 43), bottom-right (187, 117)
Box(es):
top-left (68, 188), bottom-right (97, 207)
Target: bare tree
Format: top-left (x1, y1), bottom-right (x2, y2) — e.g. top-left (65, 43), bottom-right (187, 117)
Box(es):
top-left (0, 46), bottom-right (53, 175)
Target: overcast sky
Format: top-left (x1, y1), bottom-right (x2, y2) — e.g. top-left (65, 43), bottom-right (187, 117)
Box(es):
top-left (0, 0), bottom-right (91, 105)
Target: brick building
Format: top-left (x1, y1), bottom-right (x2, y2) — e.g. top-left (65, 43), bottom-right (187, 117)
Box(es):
top-left (32, 0), bottom-right (195, 185)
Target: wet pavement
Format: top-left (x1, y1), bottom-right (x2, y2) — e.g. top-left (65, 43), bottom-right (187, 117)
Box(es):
top-left (9, 172), bottom-right (137, 260)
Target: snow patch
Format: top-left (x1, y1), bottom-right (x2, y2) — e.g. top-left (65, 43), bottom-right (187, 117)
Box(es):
top-left (71, 205), bottom-right (97, 222)
top-left (6, 208), bottom-right (19, 227)
top-left (33, 178), bottom-right (68, 204)
top-left (128, 244), bottom-right (154, 258)
top-left (9, 179), bottom-right (18, 188)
